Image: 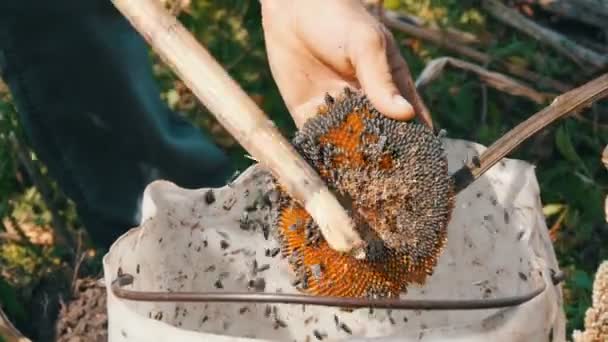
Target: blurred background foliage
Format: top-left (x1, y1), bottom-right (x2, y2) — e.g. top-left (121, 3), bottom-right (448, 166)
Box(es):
top-left (0, 0), bottom-right (606, 338)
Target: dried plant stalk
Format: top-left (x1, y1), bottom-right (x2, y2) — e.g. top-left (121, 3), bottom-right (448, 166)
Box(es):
top-left (110, 0), bottom-right (363, 253)
top-left (416, 57), bottom-right (552, 104)
top-left (603, 145), bottom-right (608, 171)
top-left (453, 73), bottom-right (608, 192)
top-left (362, 0), bottom-right (481, 45)
top-left (0, 308), bottom-right (30, 342)
top-left (483, 0), bottom-right (608, 70)
top-left (603, 145), bottom-right (608, 222)
top-left (381, 9), bottom-right (572, 92)
top-left (533, 0), bottom-right (608, 30)
top-left (9, 134), bottom-right (73, 253)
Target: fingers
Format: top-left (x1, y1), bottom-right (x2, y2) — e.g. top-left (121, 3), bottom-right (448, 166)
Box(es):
top-left (291, 79), bottom-right (358, 128)
top-left (349, 24), bottom-right (415, 121)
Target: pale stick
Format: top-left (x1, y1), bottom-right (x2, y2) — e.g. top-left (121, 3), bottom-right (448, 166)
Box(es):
top-left (111, 0), bottom-right (363, 254)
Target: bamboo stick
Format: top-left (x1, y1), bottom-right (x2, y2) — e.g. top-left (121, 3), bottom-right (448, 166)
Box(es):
top-left (110, 0), bottom-right (363, 254)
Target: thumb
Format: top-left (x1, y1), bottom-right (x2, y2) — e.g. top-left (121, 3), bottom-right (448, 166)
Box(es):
top-left (349, 27), bottom-right (415, 121)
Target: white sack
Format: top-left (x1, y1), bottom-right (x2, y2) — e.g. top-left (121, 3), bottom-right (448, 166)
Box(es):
top-left (103, 138), bottom-right (567, 341)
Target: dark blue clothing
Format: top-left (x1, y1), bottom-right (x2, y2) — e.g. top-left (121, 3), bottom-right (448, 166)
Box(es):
top-left (0, 0), bottom-right (233, 248)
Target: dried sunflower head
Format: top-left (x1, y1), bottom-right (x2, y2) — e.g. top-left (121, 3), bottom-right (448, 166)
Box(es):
top-left (273, 88), bottom-right (454, 298)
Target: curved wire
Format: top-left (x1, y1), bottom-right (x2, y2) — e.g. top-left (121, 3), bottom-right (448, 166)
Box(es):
top-left (111, 271), bottom-right (564, 310)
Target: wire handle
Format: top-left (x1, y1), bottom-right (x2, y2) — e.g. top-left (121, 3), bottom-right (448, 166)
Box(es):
top-left (111, 271), bottom-right (564, 310)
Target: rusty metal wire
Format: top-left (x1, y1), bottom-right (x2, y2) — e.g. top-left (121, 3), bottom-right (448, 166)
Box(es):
top-left (111, 271), bottom-right (564, 310)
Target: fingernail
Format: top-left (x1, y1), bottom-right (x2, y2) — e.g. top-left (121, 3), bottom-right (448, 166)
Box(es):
top-left (392, 95), bottom-right (414, 118)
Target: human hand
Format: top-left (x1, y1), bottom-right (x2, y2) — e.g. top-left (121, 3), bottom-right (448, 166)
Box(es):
top-left (260, 0), bottom-right (426, 128)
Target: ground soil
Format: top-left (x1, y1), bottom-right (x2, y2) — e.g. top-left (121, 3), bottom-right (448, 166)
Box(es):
top-left (54, 278), bottom-right (108, 342)
top-left (11, 271), bottom-right (109, 342)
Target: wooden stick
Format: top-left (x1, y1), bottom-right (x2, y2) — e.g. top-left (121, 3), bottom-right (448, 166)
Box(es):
top-left (0, 232), bottom-right (22, 242)
top-left (532, 0), bottom-right (608, 30)
top-left (110, 0), bottom-right (363, 254)
top-left (399, 13), bottom-right (483, 46)
top-left (416, 57), bottom-right (553, 104)
top-left (452, 72), bottom-right (608, 193)
top-left (0, 308), bottom-right (31, 342)
top-left (603, 144), bottom-right (608, 223)
top-left (483, 0), bottom-right (608, 70)
top-left (363, 1), bottom-right (482, 45)
top-left (381, 9), bottom-right (572, 93)
top-left (0, 79), bottom-right (7, 94)
top-left (603, 145), bottom-right (608, 170)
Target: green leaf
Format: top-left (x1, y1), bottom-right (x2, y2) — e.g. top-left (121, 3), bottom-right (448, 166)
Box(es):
top-left (543, 203), bottom-right (565, 217)
top-left (384, 0), bottom-right (401, 10)
top-left (555, 125), bottom-right (582, 165)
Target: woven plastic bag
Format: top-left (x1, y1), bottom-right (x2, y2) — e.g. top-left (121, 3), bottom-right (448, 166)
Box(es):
top-left (103, 138), bottom-right (567, 341)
